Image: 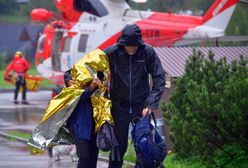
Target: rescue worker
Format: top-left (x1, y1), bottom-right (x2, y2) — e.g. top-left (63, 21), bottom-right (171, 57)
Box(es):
top-left (4, 51), bottom-right (30, 104)
top-left (104, 24), bottom-right (166, 168)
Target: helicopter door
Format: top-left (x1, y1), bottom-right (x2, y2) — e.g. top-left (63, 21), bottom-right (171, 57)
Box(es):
top-left (51, 31), bottom-right (63, 71)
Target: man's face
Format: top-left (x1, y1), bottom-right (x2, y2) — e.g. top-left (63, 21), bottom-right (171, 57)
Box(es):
top-left (124, 46), bottom-right (138, 55)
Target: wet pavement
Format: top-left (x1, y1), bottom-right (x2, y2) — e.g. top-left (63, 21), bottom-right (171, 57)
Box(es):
top-left (0, 90), bottom-right (49, 131)
top-left (0, 90), bottom-right (109, 168)
top-left (0, 137), bottom-right (108, 168)
top-left (0, 90), bottom-right (51, 109)
top-left (0, 107), bottom-right (43, 131)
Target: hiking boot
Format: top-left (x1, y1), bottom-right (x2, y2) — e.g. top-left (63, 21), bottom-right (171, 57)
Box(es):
top-left (22, 100), bottom-right (29, 105)
top-left (14, 100), bottom-right (18, 104)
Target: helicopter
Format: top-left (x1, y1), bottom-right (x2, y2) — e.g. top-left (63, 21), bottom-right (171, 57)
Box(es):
top-left (30, 0), bottom-right (239, 85)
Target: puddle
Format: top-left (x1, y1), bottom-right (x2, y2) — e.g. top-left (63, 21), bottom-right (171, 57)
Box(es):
top-left (0, 108), bottom-right (44, 127)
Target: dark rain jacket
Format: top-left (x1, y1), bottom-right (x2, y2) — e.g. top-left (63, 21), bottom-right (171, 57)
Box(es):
top-left (67, 86), bottom-right (95, 140)
top-left (104, 24), bottom-right (165, 116)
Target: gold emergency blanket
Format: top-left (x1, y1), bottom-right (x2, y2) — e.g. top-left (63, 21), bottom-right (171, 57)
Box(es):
top-left (28, 49), bottom-right (113, 151)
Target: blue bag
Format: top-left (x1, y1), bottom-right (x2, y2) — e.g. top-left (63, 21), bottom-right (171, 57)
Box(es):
top-left (131, 113), bottom-right (167, 167)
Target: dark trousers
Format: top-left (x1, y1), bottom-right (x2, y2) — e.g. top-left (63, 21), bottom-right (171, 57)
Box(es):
top-left (72, 132), bottom-right (99, 168)
top-left (108, 112), bottom-right (159, 168)
top-left (14, 76), bottom-right (26, 101)
top-left (108, 115), bottom-right (130, 168)
top-left (109, 112), bottom-right (145, 168)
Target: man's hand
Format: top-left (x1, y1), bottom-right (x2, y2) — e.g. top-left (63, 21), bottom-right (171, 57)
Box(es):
top-left (142, 107), bottom-right (152, 117)
top-left (89, 78), bottom-right (101, 91)
top-left (4, 74), bottom-right (12, 82)
top-left (68, 79), bottom-right (76, 87)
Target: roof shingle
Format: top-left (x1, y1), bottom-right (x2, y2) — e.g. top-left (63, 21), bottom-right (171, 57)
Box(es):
top-left (155, 47), bottom-right (248, 77)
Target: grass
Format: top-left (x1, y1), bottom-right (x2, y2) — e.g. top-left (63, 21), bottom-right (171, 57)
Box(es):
top-left (164, 155), bottom-right (207, 168)
top-left (99, 139), bottom-right (136, 165)
top-left (0, 70), bottom-right (14, 89)
top-left (0, 14), bottom-right (29, 23)
top-left (7, 130), bottom-right (31, 140)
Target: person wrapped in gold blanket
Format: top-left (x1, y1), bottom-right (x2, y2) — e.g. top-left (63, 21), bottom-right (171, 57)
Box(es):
top-left (28, 49), bottom-right (114, 154)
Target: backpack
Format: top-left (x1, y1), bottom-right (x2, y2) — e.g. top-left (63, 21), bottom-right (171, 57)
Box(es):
top-left (131, 113), bottom-right (167, 167)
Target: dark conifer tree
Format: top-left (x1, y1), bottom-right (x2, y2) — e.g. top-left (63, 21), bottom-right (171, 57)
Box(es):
top-left (162, 50), bottom-right (248, 166)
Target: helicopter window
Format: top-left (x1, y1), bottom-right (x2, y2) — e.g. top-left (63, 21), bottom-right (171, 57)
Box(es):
top-left (63, 37), bottom-right (72, 52)
top-left (74, 0), bottom-right (108, 17)
top-left (78, 34), bottom-right (89, 52)
top-left (37, 34), bottom-right (46, 52)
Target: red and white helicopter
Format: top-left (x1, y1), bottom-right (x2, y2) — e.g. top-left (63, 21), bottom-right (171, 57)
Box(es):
top-left (31, 0), bottom-right (239, 85)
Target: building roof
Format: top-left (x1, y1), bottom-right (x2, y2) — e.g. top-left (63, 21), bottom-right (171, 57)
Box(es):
top-left (155, 47), bottom-right (248, 77)
top-left (25, 24), bottom-right (44, 42)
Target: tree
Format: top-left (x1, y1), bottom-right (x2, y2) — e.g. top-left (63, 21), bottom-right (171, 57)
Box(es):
top-left (0, 0), bottom-right (17, 14)
top-left (226, 4), bottom-right (248, 36)
top-left (21, 0), bottom-right (58, 17)
top-left (162, 50), bottom-right (248, 166)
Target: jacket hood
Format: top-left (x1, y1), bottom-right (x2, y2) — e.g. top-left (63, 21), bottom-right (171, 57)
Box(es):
top-left (117, 24), bottom-right (144, 46)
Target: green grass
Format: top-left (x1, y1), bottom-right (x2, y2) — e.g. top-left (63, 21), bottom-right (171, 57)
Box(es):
top-left (7, 130), bottom-right (31, 140)
top-left (0, 14), bottom-right (29, 23)
top-left (0, 69), bottom-right (14, 89)
top-left (164, 154), bottom-right (207, 168)
top-left (99, 139), bottom-right (136, 162)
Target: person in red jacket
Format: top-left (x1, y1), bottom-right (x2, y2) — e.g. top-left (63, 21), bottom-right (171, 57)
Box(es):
top-left (4, 51), bottom-right (30, 104)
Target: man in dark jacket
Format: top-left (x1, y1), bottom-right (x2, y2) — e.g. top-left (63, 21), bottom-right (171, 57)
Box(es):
top-left (104, 24), bottom-right (165, 168)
